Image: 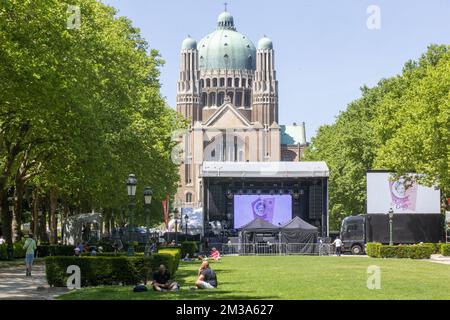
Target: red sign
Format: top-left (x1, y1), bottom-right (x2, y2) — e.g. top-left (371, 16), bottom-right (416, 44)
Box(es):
top-left (162, 200), bottom-right (168, 229)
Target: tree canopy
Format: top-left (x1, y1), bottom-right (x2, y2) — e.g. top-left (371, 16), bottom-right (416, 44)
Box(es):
top-left (305, 45), bottom-right (449, 230)
top-left (0, 0), bottom-right (185, 244)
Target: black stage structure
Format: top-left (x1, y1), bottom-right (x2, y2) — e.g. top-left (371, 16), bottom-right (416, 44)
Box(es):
top-left (201, 161), bottom-right (330, 242)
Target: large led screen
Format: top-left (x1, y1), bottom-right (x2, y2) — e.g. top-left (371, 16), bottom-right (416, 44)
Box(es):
top-left (234, 195), bottom-right (292, 228)
top-left (367, 172), bottom-right (440, 214)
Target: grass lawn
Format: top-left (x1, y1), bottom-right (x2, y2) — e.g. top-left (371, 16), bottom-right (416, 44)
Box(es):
top-left (59, 256), bottom-right (450, 300)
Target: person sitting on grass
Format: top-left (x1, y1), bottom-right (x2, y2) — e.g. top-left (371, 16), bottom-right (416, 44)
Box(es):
top-left (152, 264), bottom-right (179, 292)
top-left (195, 260), bottom-right (217, 289)
top-left (210, 247), bottom-right (221, 261)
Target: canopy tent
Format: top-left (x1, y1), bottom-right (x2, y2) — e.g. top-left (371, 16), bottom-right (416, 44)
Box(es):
top-left (280, 216), bottom-right (318, 253)
top-left (238, 218), bottom-right (280, 233)
top-left (238, 218), bottom-right (280, 244)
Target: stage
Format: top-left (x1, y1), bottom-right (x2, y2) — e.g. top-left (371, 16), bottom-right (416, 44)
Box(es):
top-left (200, 161), bottom-right (330, 240)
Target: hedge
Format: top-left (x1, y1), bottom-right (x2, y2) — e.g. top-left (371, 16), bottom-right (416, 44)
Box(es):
top-left (371, 244), bottom-right (433, 259)
top-left (37, 245), bottom-right (75, 257)
top-left (157, 247), bottom-right (181, 273)
top-left (441, 244), bottom-right (450, 256)
top-left (0, 242), bottom-right (27, 260)
top-left (181, 241), bottom-right (199, 257)
top-left (423, 243), bottom-right (442, 254)
top-left (45, 252), bottom-right (181, 288)
top-left (365, 243), bottom-right (382, 258)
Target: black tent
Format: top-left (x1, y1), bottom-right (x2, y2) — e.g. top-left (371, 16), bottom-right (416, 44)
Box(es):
top-left (238, 218), bottom-right (280, 233)
top-left (280, 217), bottom-right (318, 253)
top-left (238, 218), bottom-right (280, 245)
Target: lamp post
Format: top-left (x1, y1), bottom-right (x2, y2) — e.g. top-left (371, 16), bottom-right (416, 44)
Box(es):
top-left (184, 214), bottom-right (189, 239)
top-left (388, 208), bottom-right (394, 246)
top-left (126, 174), bottom-right (137, 256)
top-left (174, 208), bottom-right (179, 244)
top-left (143, 187), bottom-right (153, 257)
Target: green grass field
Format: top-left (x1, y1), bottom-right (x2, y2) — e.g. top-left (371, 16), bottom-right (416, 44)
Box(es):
top-left (59, 256), bottom-right (450, 300)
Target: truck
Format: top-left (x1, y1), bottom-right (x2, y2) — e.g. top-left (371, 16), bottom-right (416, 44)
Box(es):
top-left (340, 171), bottom-right (444, 254)
top-left (340, 214), bottom-right (444, 254)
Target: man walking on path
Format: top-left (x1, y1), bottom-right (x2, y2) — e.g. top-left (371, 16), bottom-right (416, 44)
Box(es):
top-left (23, 233), bottom-right (37, 276)
top-left (332, 236), bottom-right (343, 257)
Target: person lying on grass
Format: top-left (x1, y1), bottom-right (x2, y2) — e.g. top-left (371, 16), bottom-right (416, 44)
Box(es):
top-left (152, 264), bottom-right (179, 292)
top-left (195, 260), bottom-right (217, 289)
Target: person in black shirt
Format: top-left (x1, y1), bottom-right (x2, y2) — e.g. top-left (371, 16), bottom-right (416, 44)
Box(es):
top-left (195, 261), bottom-right (217, 289)
top-left (152, 264), bottom-right (178, 291)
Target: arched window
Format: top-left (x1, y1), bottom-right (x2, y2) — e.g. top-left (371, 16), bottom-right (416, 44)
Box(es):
top-left (227, 92), bottom-right (234, 104)
top-left (202, 92), bottom-right (207, 106)
top-left (234, 78), bottom-right (240, 87)
top-left (227, 78), bottom-right (233, 87)
top-left (200, 79), bottom-right (205, 88)
top-left (217, 92), bottom-right (225, 106)
top-left (220, 78), bottom-right (225, 87)
top-left (186, 192), bottom-right (192, 203)
top-left (244, 92), bottom-right (251, 106)
top-left (212, 78), bottom-right (218, 87)
top-left (242, 78), bottom-right (247, 87)
top-left (235, 92), bottom-right (243, 107)
top-left (206, 78), bottom-right (211, 87)
top-left (208, 92), bottom-right (216, 106)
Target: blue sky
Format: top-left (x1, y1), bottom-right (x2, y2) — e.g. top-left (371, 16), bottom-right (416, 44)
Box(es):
top-left (101, 0), bottom-right (449, 139)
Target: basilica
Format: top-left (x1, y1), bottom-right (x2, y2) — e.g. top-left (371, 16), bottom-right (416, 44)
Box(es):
top-left (175, 10), bottom-right (308, 206)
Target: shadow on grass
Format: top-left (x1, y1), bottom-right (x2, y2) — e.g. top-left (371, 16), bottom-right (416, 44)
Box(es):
top-left (61, 286), bottom-right (278, 300)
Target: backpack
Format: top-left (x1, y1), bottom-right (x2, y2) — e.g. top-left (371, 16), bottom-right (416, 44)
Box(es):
top-left (133, 285), bottom-right (148, 292)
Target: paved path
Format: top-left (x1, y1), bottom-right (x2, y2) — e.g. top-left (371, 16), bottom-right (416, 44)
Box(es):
top-left (0, 262), bottom-right (67, 300)
top-left (429, 254), bottom-right (450, 265)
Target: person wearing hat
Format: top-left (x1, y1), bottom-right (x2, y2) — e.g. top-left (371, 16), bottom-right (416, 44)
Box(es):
top-left (23, 233), bottom-right (37, 276)
top-left (74, 247), bottom-right (81, 257)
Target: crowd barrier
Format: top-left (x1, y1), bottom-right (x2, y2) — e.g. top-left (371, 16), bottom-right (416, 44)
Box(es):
top-left (207, 243), bottom-right (334, 256)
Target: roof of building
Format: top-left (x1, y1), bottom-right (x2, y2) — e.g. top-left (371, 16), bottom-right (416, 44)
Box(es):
top-left (280, 123), bottom-right (307, 146)
top-left (201, 161), bottom-right (329, 178)
top-left (198, 11), bottom-right (256, 70)
top-left (258, 36), bottom-right (273, 50)
top-left (181, 36), bottom-right (197, 50)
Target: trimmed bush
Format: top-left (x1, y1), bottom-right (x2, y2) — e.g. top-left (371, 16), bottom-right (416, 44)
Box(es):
top-left (441, 244), bottom-right (450, 256)
top-left (181, 241), bottom-right (199, 257)
top-left (45, 256), bottom-right (142, 287)
top-left (37, 245), bottom-right (75, 257)
top-left (45, 250), bottom-right (181, 288)
top-left (423, 243), bottom-right (442, 254)
top-left (0, 242), bottom-right (27, 260)
top-left (366, 243), bottom-right (382, 258)
top-left (157, 247), bottom-right (181, 274)
top-left (378, 244), bottom-right (434, 259)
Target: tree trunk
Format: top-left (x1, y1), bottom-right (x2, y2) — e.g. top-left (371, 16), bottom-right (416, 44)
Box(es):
top-left (31, 187), bottom-right (39, 239)
top-left (49, 188), bottom-right (57, 244)
top-left (0, 189), bottom-right (12, 245)
top-left (38, 198), bottom-right (47, 243)
top-left (13, 181), bottom-right (25, 242)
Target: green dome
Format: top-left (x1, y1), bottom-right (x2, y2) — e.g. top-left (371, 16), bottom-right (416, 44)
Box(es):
top-left (181, 36), bottom-right (197, 50)
top-left (198, 12), bottom-right (256, 70)
top-left (258, 36), bottom-right (273, 50)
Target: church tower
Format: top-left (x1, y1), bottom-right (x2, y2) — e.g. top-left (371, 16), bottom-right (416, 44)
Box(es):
top-left (177, 36), bottom-right (201, 124)
top-left (252, 36), bottom-right (279, 126)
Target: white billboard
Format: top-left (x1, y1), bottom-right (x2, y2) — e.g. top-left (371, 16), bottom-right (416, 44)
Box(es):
top-left (367, 172), bottom-right (440, 214)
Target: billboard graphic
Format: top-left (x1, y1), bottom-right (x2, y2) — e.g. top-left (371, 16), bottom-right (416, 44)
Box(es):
top-left (234, 195), bottom-right (292, 228)
top-left (367, 172), bottom-right (440, 214)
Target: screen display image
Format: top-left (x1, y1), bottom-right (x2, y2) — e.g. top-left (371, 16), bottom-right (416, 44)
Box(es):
top-left (367, 172), bottom-right (441, 214)
top-left (234, 195), bottom-right (292, 228)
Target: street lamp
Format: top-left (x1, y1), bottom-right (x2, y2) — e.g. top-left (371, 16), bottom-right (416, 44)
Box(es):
top-left (184, 214), bottom-right (189, 238)
top-left (388, 208), bottom-right (394, 246)
top-left (174, 208), bottom-right (179, 244)
top-left (126, 174), bottom-right (137, 256)
top-left (143, 187), bottom-right (153, 257)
